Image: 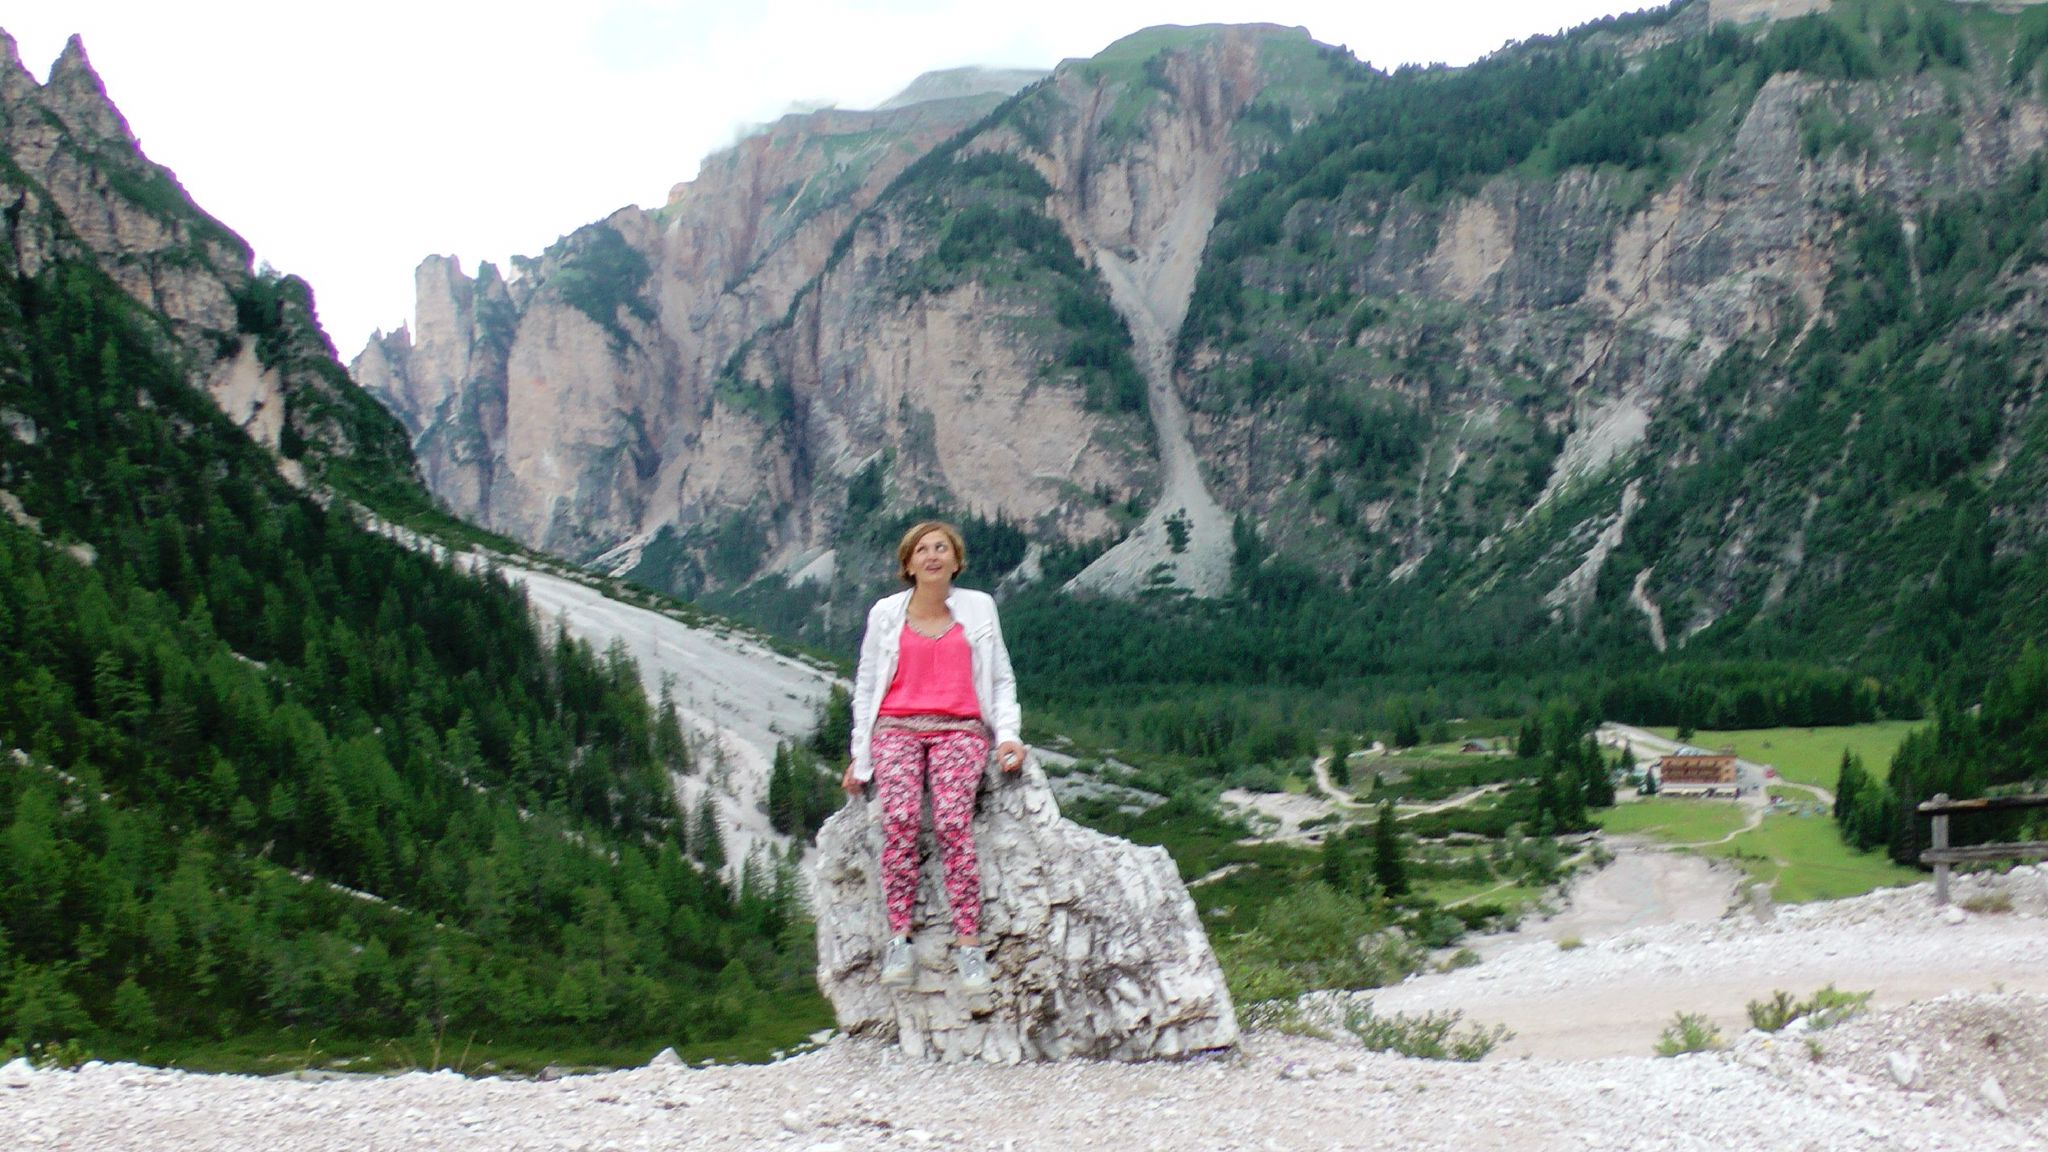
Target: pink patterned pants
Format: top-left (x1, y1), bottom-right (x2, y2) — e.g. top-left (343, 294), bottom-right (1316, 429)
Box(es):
top-left (872, 728), bottom-right (988, 939)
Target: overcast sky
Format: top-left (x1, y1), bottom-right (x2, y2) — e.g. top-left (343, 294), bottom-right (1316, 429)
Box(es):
top-left (9, 1), bottom-right (1651, 357)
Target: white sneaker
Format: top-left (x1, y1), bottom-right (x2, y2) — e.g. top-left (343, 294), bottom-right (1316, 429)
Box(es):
top-left (955, 945), bottom-right (992, 992)
top-left (879, 937), bottom-right (914, 986)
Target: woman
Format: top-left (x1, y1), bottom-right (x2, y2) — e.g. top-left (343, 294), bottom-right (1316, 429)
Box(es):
top-left (842, 520), bottom-right (1025, 992)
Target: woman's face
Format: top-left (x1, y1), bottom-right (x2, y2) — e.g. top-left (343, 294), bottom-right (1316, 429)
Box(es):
top-left (908, 530), bottom-right (958, 586)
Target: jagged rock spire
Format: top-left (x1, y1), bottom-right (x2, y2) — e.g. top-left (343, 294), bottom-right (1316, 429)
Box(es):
top-left (44, 35), bottom-right (137, 145)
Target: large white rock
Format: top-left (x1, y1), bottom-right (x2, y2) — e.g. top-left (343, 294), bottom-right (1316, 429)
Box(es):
top-left (812, 760), bottom-right (1238, 1062)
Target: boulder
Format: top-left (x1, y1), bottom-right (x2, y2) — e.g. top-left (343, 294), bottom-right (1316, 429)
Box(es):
top-left (812, 759), bottom-right (1238, 1062)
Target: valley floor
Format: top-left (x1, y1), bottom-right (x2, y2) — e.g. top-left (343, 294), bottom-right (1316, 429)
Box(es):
top-left (5, 864), bottom-right (2045, 1150)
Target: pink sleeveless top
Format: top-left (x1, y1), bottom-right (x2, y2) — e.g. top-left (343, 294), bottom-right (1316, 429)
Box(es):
top-left (878, 622), bottom-right (981, 718)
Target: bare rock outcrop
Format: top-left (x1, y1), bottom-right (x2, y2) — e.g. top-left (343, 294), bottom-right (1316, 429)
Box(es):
top-left (812, 760), bottom-right (1238, 1063)
top-left (355, 32), bottom-right (1314, 591)
top-left (0, 32), bottom-right (413, 480)
top-left (354, 79), bottom-right (1028, 566)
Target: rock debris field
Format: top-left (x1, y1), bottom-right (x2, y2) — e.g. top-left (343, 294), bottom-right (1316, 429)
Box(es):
top-left (6, 866), bottom-right (2047, 1152)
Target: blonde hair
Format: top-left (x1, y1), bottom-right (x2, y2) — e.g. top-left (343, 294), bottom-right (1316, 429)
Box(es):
top-left (897, 520), bottom-right (967, 585)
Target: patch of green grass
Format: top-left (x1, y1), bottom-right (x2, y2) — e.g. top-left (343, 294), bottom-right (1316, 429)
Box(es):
top-left (1416, 877), bottom-right (1549, 910)
top-left (1595, 798), bottom-right (1750, 844)
top-left (1644, 722), bottom-right (1924, 788)
top-left (1702, 809), bottom-right (1920, 903)
top-left (1081, 25), bottom-right (1224, 83)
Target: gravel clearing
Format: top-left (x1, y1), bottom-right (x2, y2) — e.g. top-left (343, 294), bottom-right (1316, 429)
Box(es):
top-left (1371, 862), bottom-right (2048, 1060)
top-left (6, 867), bottom-right (2045, 1151)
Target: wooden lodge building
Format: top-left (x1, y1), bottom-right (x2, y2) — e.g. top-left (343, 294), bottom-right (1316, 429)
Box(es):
top-left (1655, 749), bottom-right (1740, 797)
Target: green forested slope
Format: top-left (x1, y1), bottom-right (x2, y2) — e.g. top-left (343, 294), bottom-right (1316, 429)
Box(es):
top-left (0, 193), bottom-right (815, 1068)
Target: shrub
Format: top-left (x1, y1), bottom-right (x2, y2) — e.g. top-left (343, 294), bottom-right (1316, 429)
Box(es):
top-left (1437, 947), bottom-right (1482, 973)
top-left (1799, 984), bottom-right (1873, 1029)
top-left (1747, 989), bottom-right (1799, 1033)
top-left (1216, 884), bottom-right (1420, 1002)
top-left (1745, 984), bottom-right (1872, 1033)
top-left (1654, 1012), bottom-right (1724, 1057)
top-left (1339, 1001), bottom-right (1513, 1062)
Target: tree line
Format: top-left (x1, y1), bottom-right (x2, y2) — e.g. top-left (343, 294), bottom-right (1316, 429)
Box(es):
top-left (0, 246), bottom-right (815, 1057)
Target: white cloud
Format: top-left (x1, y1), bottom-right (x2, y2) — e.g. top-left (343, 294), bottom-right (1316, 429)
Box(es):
top-left (6, 0), bottom-right (1648, 355)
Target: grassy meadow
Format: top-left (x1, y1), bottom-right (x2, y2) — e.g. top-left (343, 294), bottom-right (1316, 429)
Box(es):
top-left (1599, 718), bottom-right (1933, 902)
top-left (1594, 797), bottom-right (1752, 844)
top-left (1645, 721), bottom-right (1925, 789)
top-left (1701, 810), bottom-right (1922, 903)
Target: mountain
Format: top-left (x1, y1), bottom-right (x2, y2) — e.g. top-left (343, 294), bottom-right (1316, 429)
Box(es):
top-left (359, 0), bottom-right (2048, 711)
top-left (350, 64), bottom-right (1051, 566)
top-left (0, 32), bottom-right (824, 1065)
top-left (0, 36), bottom-right (413, 498)
top-left (354, 25), bottom-right (1341, 597)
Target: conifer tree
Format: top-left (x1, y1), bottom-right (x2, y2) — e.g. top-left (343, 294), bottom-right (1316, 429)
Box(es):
top-left (1833, 749), bottom-right (1861, 822)
top-left (1329, 732), bottom-right (1354, 787)
top-left (655, 677), bottom-right (690, 773)
top-left (1372, 798), bottom-right (1410, 898)
top-left (693, 791), bottom-right (727, 869)
top-left (1581, 735), bottom-right (1616, 809)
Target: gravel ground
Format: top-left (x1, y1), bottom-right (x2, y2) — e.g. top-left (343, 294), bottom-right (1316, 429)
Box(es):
top-left (5, 867), bottom-right (2045, 1151)
top-left (1370, 862), bottom-right (2048, 1059)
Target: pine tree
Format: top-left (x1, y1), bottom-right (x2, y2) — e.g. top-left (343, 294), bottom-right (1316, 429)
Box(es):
top-left (693, 791), bottom-right (726, 869)
top-left (767, 743), bottom-right (794, 835)
top-left (1581, 735), bottom-right (1616, 809)
top-left (1390, 701), bottom-right (1421, 750)
top-left (1372, 798), bottom-right (1409, 898)
top-left (1329, 732), bottom-right (1354, 787)
top-left (1320, 828), bottom-right (1348, 888)
top-left (655, 677), bottom-right (690, 773)
top-left (809, 685), bottom-right (854, 760)
top-left (1833, 749), bottom-right (1861, 823)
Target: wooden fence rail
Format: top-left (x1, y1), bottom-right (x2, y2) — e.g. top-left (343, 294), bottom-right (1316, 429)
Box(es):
top-left (1916, 792), bottom-right (2048, 906)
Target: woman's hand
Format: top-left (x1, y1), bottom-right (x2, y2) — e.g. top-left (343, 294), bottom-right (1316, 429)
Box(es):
top-left (842, 762), bottom-right (864, 796)
top-left (996, 741), bottom-right (1026, 773)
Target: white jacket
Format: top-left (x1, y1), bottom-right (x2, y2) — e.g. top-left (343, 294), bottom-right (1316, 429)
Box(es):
top-left (848, 586), bottom-right (1021, 781)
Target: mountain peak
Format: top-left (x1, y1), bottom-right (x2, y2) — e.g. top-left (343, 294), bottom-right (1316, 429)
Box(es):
top-left (873, 66), bottom-right (1048, 111)
top-left (44, 34), bottom-right (136, 145)
top-left (0, 30), bottom-right (37, 106)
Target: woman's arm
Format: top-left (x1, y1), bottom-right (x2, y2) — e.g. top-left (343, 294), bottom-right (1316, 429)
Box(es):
top-left (988, 603), bottom-right (1024, 771)
top-left (846, 601), bottom-right (888, 785)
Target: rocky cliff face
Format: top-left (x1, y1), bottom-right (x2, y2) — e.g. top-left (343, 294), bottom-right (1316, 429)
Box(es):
top-left (354, 82), bottom-right (1042, 564)
top-left (0, 32), bottom-right (412, 486)
top-left (355, 30), bottom-right (1331, 594)
top-left (1162, 0), bottom-right (2048, 664)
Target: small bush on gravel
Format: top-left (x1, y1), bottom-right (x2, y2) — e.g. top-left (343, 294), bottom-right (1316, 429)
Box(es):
top-left (1250, 1000), bottom-right (1512, 1061)
top-left (1746, 985), bottom-right (1873, 1033)
top-left (1556, 936), bottom-right (1585, 951)
top-left (1436, 947), bottom-right (1482, 972)
top-left (1340, 1002), bottom-right (1513, 1062)
top-left (1748, 990), bottom-right (1800, 1032)
top-left (1654, 1012), bottom-right (1725, 1057)
top-left (1799, 984), bottom-right (1873, 1028)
